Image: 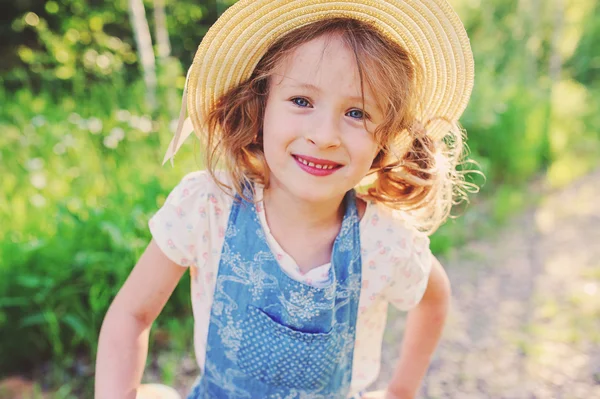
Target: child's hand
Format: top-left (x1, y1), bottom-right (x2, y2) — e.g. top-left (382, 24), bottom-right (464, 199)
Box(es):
top-left (361, 390), bottom-right (413, 399)
top-left (361, 390), bottom-right (412, 399)
top-left (361, 391), bottom-right (386, 399)
top-left (136, 384), bottom-right (181, 399)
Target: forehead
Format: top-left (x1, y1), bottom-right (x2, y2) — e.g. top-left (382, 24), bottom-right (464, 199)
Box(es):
top-left (270, 35), bottom-right (380, 106)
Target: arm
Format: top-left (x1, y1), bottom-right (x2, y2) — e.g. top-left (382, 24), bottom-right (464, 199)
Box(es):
top-left (95, 240), bottom-right (187, 399)
top-left (385, 256), bottom-right (451, 399)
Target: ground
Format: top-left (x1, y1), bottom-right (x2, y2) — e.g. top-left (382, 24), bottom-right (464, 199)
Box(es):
top-left (374, 169), bottom-right (600, 398)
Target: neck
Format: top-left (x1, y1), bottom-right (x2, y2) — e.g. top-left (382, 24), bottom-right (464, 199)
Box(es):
top-left (261, 185), bottom-right (345, 233)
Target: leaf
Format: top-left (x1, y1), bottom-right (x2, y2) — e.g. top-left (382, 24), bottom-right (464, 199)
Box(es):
top-left (19, 312), bottom-right (47, 328)
top-left (16, 275), bottom-right (47, 289)
top-left (0, 296), bottom-right (30, 308)
top-left (63, 314), bottom-right (88, 341)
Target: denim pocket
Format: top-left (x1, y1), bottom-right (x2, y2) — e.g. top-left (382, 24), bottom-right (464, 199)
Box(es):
top-left (237, 305), bottom-right (341, 390)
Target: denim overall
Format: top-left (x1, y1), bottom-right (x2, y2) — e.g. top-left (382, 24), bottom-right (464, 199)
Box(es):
top-left (187, 186), bottom-right (363, 399)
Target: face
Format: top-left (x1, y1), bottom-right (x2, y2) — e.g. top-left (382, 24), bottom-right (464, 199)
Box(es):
top-left (262, 34), bottom-right (382, 204)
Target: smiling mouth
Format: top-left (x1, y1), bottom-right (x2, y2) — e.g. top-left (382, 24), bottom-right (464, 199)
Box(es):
top-left (292, 154), bottom-right (343, 177)
top-left (292, 155), bottom-right (343, 170)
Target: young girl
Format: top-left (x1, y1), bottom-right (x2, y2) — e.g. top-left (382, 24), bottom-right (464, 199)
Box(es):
top-left (95, 1), bottom-right (474, 398)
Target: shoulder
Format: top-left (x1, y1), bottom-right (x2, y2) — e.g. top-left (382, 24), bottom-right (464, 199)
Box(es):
top-left (360, 200), bottom-right (433, 310)
top-left (148, 170), bottom-right (234, 267)
top-left (360, 199), bottom-right (430, 257)
top-left (164, 170), bottom-right (235, 209)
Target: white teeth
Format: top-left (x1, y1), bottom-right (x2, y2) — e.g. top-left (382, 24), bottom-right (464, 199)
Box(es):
top-left (296, 156), bottom-right (336, 170)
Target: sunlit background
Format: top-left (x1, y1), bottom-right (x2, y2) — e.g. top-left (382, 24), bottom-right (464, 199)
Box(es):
top-left (1, 0), bottom-right (599, 397)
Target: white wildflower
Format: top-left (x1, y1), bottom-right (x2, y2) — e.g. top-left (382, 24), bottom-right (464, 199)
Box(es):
top-left (115, 110), bottom-right (130, 122)
top-left (110, 127), bottom-right (125, 141)
top-left (63, 134), bottom-right (76, 147)
top-left (103, 135), bottom-right (119, 149)
top-left (87, 117), bottom-right (103, 134)
top-left (138, 116), bottom-right (153, 133)
top-left (25, 157), bottom-right (44, 171)
top-left (30, 173), bottom-right (47, 189)
top-left (96, 54), bottom-right (110, 69)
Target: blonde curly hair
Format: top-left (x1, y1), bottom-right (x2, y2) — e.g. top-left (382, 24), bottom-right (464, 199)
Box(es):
top-left (202, 17), bottom-right (476, 235)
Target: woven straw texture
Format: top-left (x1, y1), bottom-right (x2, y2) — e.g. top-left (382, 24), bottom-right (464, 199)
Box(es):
top-left (188, 0), bottom-right (473, 137)
top-left (163, 0), bottom-right (474, 164)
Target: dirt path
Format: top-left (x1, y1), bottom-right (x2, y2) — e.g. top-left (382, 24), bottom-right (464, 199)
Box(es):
top-left (373, 169), bottom-right (600, 398)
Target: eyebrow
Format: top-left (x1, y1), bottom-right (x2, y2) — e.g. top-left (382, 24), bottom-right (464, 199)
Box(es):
top-left (287, 82), bottom-right (322, 92)
top-left (284, 81), bottom-right (379, 111)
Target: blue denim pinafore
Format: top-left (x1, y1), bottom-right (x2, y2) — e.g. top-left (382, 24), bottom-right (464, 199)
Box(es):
top-left (187, 187), bottom-right (362, 399)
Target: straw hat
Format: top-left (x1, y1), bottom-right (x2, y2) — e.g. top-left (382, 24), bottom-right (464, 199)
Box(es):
top-left (163, 0), bottom-right (474, 165)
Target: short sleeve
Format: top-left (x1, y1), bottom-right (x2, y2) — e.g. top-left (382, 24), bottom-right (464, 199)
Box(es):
top-left (361, 203), bottom-right (434, 311)
top-left (148, 170), bottom-right (233, 267)
top-left (383, 226), bottom-right (433, 311)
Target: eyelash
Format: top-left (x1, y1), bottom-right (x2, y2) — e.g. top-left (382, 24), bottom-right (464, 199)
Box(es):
top-left (290, 97), bottom-right (370, 121)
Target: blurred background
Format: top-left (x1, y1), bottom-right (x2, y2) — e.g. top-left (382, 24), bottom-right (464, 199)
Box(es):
top-left (1, 0), bottom-right (599, 398)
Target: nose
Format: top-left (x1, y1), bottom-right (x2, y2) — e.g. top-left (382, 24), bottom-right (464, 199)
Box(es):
top-left (305, 113), bottom-right (342, 149)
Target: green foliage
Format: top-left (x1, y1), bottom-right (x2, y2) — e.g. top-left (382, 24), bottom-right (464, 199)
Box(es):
top-left (2, 0), bottom-right (221, 94)
top-left (567, 1), bottom-right (600, 85)
top-left (0, 83), bottom-right (200, 378)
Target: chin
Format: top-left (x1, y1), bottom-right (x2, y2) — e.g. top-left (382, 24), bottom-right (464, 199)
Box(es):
top-left (283, 176), bottom-right (356, 204)
top-left (293, 187), bottom-right (342, 204)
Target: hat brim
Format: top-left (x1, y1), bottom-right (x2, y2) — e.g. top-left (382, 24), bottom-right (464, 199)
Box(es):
top-left (186, 0), bottom-right (474, 148)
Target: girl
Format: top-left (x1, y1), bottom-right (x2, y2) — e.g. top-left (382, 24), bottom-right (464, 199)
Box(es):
top-left (95, 1), bottom-right (474, 398)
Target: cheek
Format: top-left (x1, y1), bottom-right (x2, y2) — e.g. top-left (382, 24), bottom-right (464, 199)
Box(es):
top-left (262, 113), bottom-right (292, 165)
top-left (263, 101), bottom-right (288, 138)
top-left (262, 119), bottom-right (287, 154)
top-left (262, 108), bottom-right (279, 149)
top-left (349, 134), bottom-right (379, 169)
top-left (261, 130), bottom-right (278, 165)
top-left (262, 108), bottom-right (301, 157)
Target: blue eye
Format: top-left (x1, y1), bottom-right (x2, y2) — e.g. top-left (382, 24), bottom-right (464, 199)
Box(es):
top-left (291, 97), bottom-right (311, 107)
top-left (347, 109), bottom-right (365, 120)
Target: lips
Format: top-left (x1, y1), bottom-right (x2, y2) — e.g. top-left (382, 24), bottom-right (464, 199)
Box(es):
top-left (292, 154), bottom-right (343, 177)
top-left (293, 155), bottom-right (342, 169)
